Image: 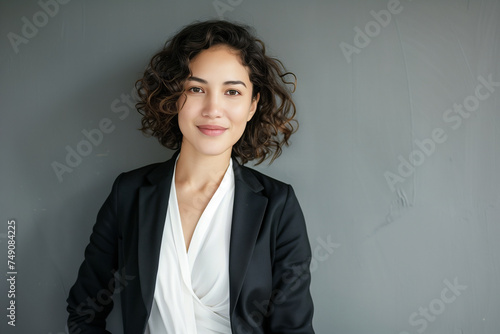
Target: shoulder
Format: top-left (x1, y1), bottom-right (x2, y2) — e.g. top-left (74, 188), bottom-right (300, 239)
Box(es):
top-left (121, 161), bottom-right (165, 180)
top-left (111, 160), bottom-right (173, 191)
top-left (240, 164), bottom-right (288, 187)
top-left (235, 162), bottom-right (296, 201)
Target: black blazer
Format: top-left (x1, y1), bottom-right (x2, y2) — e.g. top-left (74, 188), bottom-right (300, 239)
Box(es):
top-left (67, 152), bottom-right (314, 333)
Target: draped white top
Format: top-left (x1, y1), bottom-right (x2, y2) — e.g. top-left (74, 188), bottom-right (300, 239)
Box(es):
top-left (145, 158), bottom-right (234, 334)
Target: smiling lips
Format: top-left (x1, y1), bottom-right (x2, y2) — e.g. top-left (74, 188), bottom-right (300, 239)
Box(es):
top-left (197, 125), bottom-right (227, 136)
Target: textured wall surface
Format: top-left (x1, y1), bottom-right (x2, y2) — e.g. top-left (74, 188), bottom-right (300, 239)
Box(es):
top-left (1, 0), bottom-right (499, 333)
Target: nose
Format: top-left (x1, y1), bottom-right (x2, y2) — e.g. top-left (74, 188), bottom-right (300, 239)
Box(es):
top-left (202, 92), bottom-right (222, 118)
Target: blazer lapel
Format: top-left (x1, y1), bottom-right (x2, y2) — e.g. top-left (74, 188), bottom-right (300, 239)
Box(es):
top-left (137, 152), bottom-right (178, 313)
top-left (229, 159), bottom-right (268, 315)
top-left (135, 153), bottom-right (268, 318)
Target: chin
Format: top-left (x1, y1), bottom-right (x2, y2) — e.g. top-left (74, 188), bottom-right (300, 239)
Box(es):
top-left (194, 145), bottom-right (232, 158)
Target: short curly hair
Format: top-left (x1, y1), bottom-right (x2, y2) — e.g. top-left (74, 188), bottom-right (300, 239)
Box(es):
top-left (135, 20), bottom-right (297, 165)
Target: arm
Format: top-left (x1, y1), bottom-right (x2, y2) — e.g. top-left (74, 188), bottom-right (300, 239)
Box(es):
top-left (269, 185), bottom-right (315, 333)
top-left (66, 175), bottom-right (122, 334)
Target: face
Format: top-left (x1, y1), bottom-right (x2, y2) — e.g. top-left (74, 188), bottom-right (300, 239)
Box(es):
top-left (176, 44), bottom-right (259, 160)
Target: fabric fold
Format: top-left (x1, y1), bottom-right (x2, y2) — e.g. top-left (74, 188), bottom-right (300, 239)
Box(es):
top-left (145, 158), bottom-right (234, 334)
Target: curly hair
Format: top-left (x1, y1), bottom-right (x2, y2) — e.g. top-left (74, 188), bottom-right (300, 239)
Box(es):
top-left (135, 20), bottom-right (297, 165)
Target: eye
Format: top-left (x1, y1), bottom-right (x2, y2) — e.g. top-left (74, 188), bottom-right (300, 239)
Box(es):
top-left (226, 89), bottom-right (241, 96)
top-left (188, 87), bottom-right (204, 93)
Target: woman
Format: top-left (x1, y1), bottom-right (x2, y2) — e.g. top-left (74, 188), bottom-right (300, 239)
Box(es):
top-left (67, 20), bottom-right (314, 334)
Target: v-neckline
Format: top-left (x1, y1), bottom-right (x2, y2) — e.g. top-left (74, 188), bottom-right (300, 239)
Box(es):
top-left (171, 159), bottom-right (233, 258)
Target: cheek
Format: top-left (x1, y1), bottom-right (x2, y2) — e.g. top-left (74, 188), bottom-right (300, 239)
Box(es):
top-left (231, 112), bottom-right (252, 137)
top-left (176, 108), bottom-right (192, 136)
top-left (176, 93), bottom-right (186, 111)
top-left (231, 107), bottom-right (250, 124)
top-left (231, 100), bottom-right (254, 120)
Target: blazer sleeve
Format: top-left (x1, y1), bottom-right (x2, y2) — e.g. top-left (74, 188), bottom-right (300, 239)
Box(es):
top-left (66, 174), bottom-right (122, 334)
top-left (269, 185), bottom-right (315, 333)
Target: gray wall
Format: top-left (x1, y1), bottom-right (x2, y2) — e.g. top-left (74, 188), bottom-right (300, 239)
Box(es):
top-left (1, 0), bottom-right (499, 333)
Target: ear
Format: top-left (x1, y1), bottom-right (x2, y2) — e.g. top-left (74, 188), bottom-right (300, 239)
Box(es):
top-left (247, 92), bottom-right (260, 121)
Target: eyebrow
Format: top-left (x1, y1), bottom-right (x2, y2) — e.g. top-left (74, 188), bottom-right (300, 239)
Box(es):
top-left (187, 76), bottom-right (247, 88)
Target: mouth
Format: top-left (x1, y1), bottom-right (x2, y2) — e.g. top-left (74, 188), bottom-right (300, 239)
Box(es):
top-left (197, 125), bottom-right (227, 136)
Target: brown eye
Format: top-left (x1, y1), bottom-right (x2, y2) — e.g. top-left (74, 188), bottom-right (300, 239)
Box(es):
top-left (188, 87), bottom-right (203, 93)
top-left (226, 89), bottom-right (240, 96)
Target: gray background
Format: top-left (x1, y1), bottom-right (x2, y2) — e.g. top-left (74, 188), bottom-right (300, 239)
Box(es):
top-left (1, 0), bottom-right (499, 333)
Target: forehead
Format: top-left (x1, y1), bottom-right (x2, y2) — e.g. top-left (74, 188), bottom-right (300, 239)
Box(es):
top-left (192, 44), bottom-right (242, 60)
top-left (188, 45), bottom-right (249, 75)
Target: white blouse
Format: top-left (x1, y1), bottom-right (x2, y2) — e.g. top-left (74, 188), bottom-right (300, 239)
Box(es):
top-left (145, 159), bottom-right (235, 334)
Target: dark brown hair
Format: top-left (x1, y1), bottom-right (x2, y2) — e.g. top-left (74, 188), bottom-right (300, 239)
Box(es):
top-left (135, 20), bottom-right (297, 164)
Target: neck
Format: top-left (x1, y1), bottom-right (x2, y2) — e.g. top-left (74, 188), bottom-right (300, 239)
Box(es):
top-left (175, 147), bottom-right (232, 190)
